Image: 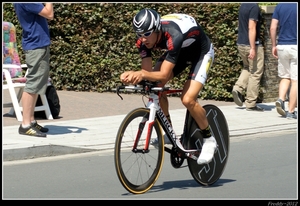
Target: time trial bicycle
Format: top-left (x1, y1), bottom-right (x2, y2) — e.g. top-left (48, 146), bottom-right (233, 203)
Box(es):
top-left (114, 80), bottom-right (230, 194)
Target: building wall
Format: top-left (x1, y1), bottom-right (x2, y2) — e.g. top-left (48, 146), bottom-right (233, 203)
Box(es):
top-left (261, 6), bottom-right (280, 102)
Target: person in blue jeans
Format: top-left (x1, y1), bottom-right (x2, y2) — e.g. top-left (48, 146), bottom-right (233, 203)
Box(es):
top-left (270, 3), bottom-right (297, 120)
top-left (13, 3), bottom-right (54, 137)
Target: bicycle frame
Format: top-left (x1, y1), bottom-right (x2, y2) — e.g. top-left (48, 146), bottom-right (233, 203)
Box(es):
top-left (117, 82), bottom-right (198, 155)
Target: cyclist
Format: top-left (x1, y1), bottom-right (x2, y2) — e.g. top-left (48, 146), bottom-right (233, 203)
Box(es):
top-left (120, 9), bottom-right (216, 165)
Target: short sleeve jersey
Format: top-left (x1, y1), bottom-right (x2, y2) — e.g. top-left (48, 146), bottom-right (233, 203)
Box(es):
top-left (136, 13), bottom-right (210, 64)
top-left (272, 3), bottom-right (297, 45)
top-left (13, 3), bottom-right (51, 50)
top-left (237, 3), bottom-right (262, 45)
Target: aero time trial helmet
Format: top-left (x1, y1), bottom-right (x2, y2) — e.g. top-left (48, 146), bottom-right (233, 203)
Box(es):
top-left (132, 9), bottom-right (161, 34)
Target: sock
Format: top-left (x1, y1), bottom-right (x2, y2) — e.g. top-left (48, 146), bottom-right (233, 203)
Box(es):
top-left (197, 128), bottom-right (217, 165)
top-left (31, 120), bottom-right (37, 124)
top-left (201, 125), bottom-right (212, 138)
top-left (21, 124), bottom-right (31, 128)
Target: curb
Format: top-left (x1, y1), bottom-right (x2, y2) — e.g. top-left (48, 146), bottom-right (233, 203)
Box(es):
top-left (3, 124), bottom-right (296, 161)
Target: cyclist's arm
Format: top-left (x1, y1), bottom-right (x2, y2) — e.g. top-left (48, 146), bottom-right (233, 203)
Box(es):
top-left (141, 60), bottom-right (174, 83)
top-left (121, 59), bottom-right (174, 85)
top-left (141, 57), bottom-right (153, 72)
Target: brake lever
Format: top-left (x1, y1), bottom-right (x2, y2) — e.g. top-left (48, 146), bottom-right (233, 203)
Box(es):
top-left (116, 85), bottom-right (125, 100)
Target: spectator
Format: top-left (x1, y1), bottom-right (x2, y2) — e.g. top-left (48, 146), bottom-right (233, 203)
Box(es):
top-left (232, 3), bottom-right (264, 111)
top-left (270, 3), bottom-right (297, 119)
top-left (13, 3), bottom-right (54, 137)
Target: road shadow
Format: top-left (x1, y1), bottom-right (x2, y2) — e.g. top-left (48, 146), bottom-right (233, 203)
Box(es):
top-left (121, 178), bottom-right (236, 196)
top-left (148, 178), bottom-right (236, 193)
top-left (41, 125), bottom-right (88, 135)
top-left (257, 103), bottom-right (275, 111)
top-left (233, 103), bottom-right (275, 112)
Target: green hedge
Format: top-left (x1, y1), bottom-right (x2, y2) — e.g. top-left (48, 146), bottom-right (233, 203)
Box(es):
top-left (3, 3), bottom-right (266, 101)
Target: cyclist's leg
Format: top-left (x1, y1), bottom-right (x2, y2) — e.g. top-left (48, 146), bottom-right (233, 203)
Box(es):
top-left (153, 54), bottom-right (173, 124)
top-left (181, 81), bottom-right (207, 129)
top-left (182, 43), bottom-right (216, 165)
top-left (150, 56), bottom-right (174, 145)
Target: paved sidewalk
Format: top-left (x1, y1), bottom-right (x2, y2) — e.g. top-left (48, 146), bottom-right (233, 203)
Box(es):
top-left (2, 90), bottom-right (297, 161)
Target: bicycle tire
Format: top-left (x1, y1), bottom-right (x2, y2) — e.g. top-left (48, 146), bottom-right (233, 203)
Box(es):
top-left (186, 104), bottom-right (230, 186)
top-left (114, 108), bottom-right (164, 194)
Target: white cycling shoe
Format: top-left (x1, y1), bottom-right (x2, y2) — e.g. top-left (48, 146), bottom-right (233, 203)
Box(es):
top-left (197, 136), bottom-right (217, 165)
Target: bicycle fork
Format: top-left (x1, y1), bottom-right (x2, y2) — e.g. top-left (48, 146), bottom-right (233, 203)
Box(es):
top-left (132, 93), bottom-right (159, 153)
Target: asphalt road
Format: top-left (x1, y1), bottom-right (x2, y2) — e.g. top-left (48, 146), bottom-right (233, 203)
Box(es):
top-left (3, 131), bottom-right (297, 200)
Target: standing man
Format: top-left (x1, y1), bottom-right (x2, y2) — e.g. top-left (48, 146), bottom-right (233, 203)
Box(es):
top-left (270, 3), bottom-right (297, 119)
top-left (232, 3), bottom-right (265, 111)
top-left (13, 3), bottom-right (54, 137)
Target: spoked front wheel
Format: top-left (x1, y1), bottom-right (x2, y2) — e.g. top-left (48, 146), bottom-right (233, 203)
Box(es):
top-left (186, 104), bottom-right (230, 186)
top-left (114, 108), bottom-right (164, 194)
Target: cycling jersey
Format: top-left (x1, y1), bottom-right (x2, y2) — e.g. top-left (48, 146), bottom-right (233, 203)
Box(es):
top-left (136, 13), bottom-right (214, 84)
top-left (137, 13), bottom-right (211, 62)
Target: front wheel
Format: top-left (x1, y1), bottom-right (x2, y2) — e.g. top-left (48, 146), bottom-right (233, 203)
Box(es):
top-left (114, 108), bottom-right (164, 194)
top-left (186, 104), bottom-right (230, 186)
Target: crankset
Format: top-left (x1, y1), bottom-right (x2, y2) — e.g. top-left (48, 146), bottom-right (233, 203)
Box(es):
top-left (170, 147), bottom-right (185, 168)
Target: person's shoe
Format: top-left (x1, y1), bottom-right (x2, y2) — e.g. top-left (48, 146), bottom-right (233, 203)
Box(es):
top-left (246, 105), bottom-right (264, 112)
top-left (150, 134), bottom-right (172, 148)
top-left (275, 99), bottom-right (286, 117)
top-left (19, 125), bottom-right (47, 137)
top-left (197, 136), bottom-right (217, 165)
top-left (286, 111), bottom-right (297, 120)
top-left (31, 121), bottom-right (49, 133)
top-left (232, 90), bottom-right (243, 107)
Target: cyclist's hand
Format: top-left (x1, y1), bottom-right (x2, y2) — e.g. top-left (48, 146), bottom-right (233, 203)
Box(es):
top-left (130, 71), bottom-right (143, 85)
top-left (120, 71), bottom-right (134, 84)
top-left (121, 71), bottom-right (143, 85)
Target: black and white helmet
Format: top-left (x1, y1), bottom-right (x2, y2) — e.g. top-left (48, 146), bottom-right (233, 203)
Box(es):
top-left (132, 9), bottom-right (161, 34)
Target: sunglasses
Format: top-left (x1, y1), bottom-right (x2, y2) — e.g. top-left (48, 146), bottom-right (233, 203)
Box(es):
top-left (136, 29), bottom-right (154, 38)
